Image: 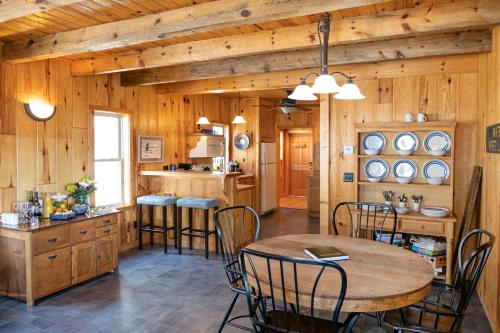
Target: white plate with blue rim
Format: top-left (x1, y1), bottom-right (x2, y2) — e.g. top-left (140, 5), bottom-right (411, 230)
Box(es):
top-left (392, 159), bottom-right (418, 178)
top-left (422, 159), bottom-right (450, 180)
top-left (424, 131), bottom-right (451, 156)
top-left (364, 158), bottom-right (389, 180)
top-left (361, 132), bottom-right (386, 155)
top-left (393, 131), bottom-right (419, 155)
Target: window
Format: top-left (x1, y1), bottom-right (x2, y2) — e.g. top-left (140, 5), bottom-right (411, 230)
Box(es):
top-left (93, 112), bottom-right (130, 206)
top-left (212, 124), bottom-right (229, 171)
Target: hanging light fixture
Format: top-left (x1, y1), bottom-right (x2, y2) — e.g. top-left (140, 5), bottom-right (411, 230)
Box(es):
top-left (289, 13), bottom-right (364, 101)
top-left (196, 95), bottom-right (211, 126)
top-left (232, 92), bottom-right (247, 124)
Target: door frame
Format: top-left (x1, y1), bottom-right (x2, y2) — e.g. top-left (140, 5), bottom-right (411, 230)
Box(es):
top-left (279, 127), bottom-right (313, 197)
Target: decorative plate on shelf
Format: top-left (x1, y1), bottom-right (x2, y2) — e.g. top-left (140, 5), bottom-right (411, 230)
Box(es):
top-left (392, 159), bottom-right (418, 178)
top-left (423, 131), bottom-right (451, 154)
top-left (361, 132), bottom-right (386, 153)
top-left (422, 160), bottom-right (450, 180)
top-left (364, 158), bottom-right (389, 179)
top-left (421, 207), bottom-right (449, 218)
top-left (392, 131), bottom-right (419, 153)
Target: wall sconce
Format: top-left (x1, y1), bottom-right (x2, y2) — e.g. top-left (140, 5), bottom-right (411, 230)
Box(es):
top-left (24, 101), bottom-right (56, 121)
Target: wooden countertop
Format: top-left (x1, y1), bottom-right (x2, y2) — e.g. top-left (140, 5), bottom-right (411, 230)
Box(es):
top-left (236, 184), bottom-right (254, 192)
top-left (139, 170), bottom-right (242, 179)
top-left (0, 211), bottom-right (119, 232)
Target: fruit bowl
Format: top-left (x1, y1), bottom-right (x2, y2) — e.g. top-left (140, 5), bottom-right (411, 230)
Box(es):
top-left (50, 211), bottom-right (76, 220)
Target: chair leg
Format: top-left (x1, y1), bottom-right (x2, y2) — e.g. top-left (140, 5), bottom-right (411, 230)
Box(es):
top-left (137, 204), bottom-right (143, 250)
top-left (217, 292), bottom-right (239, 333)
top-left (173, 204), bottom-right (178, 249)
top-left (343, 313), bottom-right (360, 333)
top-left (177, 206), bottom-right (182, 255)
top-left (214, 207), bottom-right (219, 254)
top-left (189, 208), bottom-right (193, 250)
top-left (162, 205), bottom-right (168, 254)
top-left (204, 209), bottom-right (209, 259)
top-left (376, 311), bottom-right (383, 327)
top-left (149, 205), bottom-right (154, 246)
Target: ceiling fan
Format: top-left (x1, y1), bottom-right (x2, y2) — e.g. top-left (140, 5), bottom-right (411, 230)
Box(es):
top-left (254, 91), bottom-right (318, 116)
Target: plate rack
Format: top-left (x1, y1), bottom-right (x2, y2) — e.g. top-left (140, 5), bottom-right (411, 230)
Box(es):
top-left (354, 121), bottom-right (457, 283)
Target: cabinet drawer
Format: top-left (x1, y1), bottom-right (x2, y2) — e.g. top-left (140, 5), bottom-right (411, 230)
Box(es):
top-left (33, 225), bottom-right (70, 255)
top-left (399, 219), bottom-right (445, 235)
top-left (96, 224), bottom-right (117, 238)
top-left (95, 214), bottom-right (117, 228)
top-left (71, 220), bottom-right (96, 244)
top-left (33, 247), bottom-right (72, 298)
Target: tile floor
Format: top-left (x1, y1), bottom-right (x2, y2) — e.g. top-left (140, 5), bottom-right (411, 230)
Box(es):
top-left (0, 209), bottom-right (492, 333)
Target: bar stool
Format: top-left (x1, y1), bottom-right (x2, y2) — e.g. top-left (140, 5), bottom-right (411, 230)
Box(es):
top-left (136, 195), bottom-right (178, 254)
top-left (176, 197), bottom-right (219, 259)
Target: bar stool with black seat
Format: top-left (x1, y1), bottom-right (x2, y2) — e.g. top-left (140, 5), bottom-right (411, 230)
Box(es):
top-left (176, 197), bottom-right (219, 259)
top-left (136, 194), bottom-right (178, 254)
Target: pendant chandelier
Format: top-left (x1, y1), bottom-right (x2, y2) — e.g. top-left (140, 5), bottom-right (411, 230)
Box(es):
top-left (289, 13), bottom-right (365, 101)
top-left (196, 95), bottom-right (211, 125)
top-left (232, 92), bottom-right (247, 124)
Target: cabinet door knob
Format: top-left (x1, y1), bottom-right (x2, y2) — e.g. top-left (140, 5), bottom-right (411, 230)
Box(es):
top-left (103, 220), bottom-right (110, 224)
top-left (47, 238), bottom-right (57, 244)
top-left (80, 230), bottom-right (87, 235)
top-left (48, 255), bottom-right (57, 260)
top-left (104, 229), bottom-right (111, 234)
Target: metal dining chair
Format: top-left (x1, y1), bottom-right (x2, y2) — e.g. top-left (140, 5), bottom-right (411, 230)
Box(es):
top-left (332, 201), bottom-right (397, 326)
top-left (383, 229), bottom-right (495, 333)
top-left (214, 205), bottom-right (261, 332)
top-left (239, 248), bottom-right (359, 333)
top-left (332, 201), bottom-right (398, 244)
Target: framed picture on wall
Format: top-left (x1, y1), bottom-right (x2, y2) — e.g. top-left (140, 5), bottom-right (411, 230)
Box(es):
top-left (138, 135), bottom-right (164, 163)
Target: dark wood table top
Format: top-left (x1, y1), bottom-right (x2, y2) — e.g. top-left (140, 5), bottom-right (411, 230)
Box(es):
top-left (245, 234), bottom-right (434, 312)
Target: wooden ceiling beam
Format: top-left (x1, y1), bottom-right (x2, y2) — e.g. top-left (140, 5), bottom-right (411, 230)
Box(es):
top-left (2, 0), bottom-right (389, 63)
top-left (122, 30), bottom-right (491, 87)
top-left (156, 54), bottom-right (480, 95)
top-left (71, 0), bottom-right (500, 76)
top-left (0, 0), bottom-right (80, 23)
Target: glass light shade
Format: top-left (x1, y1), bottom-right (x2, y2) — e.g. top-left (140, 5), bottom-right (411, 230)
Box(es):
top-left (288, 84), bottom-right (318, 101)
top-left (24, 101), bottom-right (55, 121)
top-left (232, 115), bottom-right (247, 124)
top-left (334, 82), bottom-right (365, 100)
top-left (311, 74), bottom-right (341, 93)
top-left (196, 116), bottom-right (211, 125)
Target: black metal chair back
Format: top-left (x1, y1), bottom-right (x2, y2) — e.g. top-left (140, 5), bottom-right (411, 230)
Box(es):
top-left (240, 248), bottom-right (348, 333)
top-left (214, 205), bottom-right (261, 291)
top-left (448, 229), bottom-right (495, 331)
top-left (332, 201), bottom-right (397, 244)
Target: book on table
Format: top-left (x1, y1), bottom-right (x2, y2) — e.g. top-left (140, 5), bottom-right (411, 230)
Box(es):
top-left (304, 246), bottom-right (349, 261)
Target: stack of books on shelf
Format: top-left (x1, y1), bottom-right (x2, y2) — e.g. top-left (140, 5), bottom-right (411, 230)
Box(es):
top-left (410, 236), bottom-right (447, 277)
top-left (375, 232), bottom-right (405, 246)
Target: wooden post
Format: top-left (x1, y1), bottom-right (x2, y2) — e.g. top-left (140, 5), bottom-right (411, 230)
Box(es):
top-left (319, 94), bottom-right (330, 235)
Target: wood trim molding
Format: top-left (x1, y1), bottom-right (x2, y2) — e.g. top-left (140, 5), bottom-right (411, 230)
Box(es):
top-left (319, 94), bottom-right (330, 235)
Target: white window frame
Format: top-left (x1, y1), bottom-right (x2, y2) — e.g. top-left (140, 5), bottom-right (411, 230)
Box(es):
top-left (94, 111), bottom-right (128, 207)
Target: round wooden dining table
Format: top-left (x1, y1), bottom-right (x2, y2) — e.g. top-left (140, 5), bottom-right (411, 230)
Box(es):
top-left (244, 234), bottom-right (434, 313)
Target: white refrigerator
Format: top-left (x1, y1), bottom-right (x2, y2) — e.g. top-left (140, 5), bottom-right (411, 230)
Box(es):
top-left (260, 142), bottom-right (277, 214)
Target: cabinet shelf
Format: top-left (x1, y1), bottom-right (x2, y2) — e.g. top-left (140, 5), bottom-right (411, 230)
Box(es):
top-left (357, 154), bottom-right (451, 160)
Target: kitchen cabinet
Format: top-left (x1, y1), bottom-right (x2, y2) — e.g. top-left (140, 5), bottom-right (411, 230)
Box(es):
top-left (0, 212), bottom-right (119, 305)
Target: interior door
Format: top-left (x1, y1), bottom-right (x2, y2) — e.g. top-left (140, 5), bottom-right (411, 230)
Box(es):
top-left (289, 132), bottom-right (313, 197)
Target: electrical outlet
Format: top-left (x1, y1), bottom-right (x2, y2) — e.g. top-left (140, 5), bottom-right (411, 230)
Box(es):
top-left (343, 146), bottom-right (354, 155)
top-left (343, 173), bottom-right (354, 182)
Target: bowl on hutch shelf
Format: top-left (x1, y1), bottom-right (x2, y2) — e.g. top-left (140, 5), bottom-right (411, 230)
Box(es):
top-left (364, 148), bottom-right (381, 156)
top-left (429, 149), bottom-right (447, 157)
top-left (396, 177), bottom-right (412, 184)
top-left (396, 149), bottom-right (414, 156)
top-left (368, 177), bottom-right (383, 183)
top-left (421, 207), bottom-right (449, 218)
top-left (427, 178), bottom-right (444, 185)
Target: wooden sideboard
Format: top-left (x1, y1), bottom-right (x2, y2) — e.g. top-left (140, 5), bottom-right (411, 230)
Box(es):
top-left (0, 212), bottom-right (119, 305)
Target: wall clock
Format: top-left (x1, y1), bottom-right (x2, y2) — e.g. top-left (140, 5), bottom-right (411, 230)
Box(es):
top-left (138, 135), bottom-right (164, 163)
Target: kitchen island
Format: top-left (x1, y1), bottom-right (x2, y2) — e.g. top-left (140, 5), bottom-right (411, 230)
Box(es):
top-left (138, 170), bottom-right (255, 250)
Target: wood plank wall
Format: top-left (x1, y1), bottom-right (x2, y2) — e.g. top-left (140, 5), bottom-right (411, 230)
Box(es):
top-left (0, 58), bottom-right (234, 252)
top-left (323, 28), bottom-right (500, 330)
